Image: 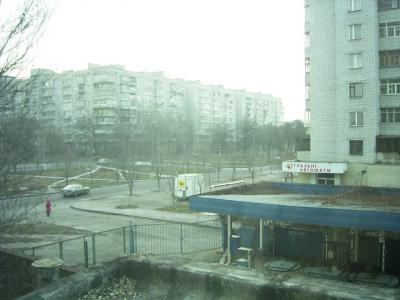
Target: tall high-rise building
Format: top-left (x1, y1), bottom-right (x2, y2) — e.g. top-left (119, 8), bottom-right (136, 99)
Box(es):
top-left (283, 0), bottom-right (400, 188)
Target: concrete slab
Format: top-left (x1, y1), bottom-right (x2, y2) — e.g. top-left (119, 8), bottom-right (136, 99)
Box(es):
top-left (264, 260), bottom-right (301, 272)
top-left (19, 255), bottom-right (400, 300)
top-left (304, 266), bottom-right (347, 280)
top-left (348, 272), bottom-right (399, 288)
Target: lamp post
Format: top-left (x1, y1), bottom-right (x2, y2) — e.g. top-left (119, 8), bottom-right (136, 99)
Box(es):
top-left (252, 130), bottom-right (255, 184)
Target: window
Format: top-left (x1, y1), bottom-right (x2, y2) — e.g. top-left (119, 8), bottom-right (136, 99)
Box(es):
top-left (305, 32), bottom-right (310, 47)
top-left (349, 140), bottom-right (363, 155)
top-left (377, 137), bottom-right (400, 152)
top-left (305, 58), bottom-right (310, 73)
top-left (349, 53), bottom-right (363, 69)
top-left (349, 0), bottom-right (361, 11)
top-left (380, 79), bottom-right (400, 95)
top-left (305, 85), bottom-right (310, 100)
top-left (378, 0), bottom-right (400, 11)
top-left (298, 137), bottom-right (310, 151)
top-left (349, 82), bottom-right (363, 98)
top-left (44, 80), bottom-right (53, 87)
top-left (350, 111), bottom-right (364, 126)
top-left (349, 24), bottom-right (361, 40)
top-left (381, 107), bottom-right (400, 122)
top-left (317, 173), bottom-right (335, 185)
top-left (380, 50), bottom-right (400, 68)
top-left (379, 21), bottom-right (400, 38)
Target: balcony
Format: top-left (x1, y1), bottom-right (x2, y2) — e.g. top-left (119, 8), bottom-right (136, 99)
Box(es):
top-left (380, 67), bottom-right (400, 79)
top-left (380, 122), bottom-right (400, 135)
top-left (379, 37), bottom-right (400, 51)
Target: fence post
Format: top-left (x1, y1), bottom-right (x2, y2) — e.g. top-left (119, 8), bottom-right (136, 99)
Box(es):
top-left (129, 221), bottom-right (134, 255)
top-left (180, 223), bottom-right (183, 254)
top-left (123, 227), bottom-right (126, 253)
top-left (59, 242), bottom-right (64, 261)
top-left (84, 239), bottom-right (89, 268)
top-left (134, 224), bottom-right (137, 253)
top-left (92, 234), bottom-right (96, 265)
top-left (32, 248), bottom-right (35, 257)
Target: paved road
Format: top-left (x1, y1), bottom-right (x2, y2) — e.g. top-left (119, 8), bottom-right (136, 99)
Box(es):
top-left (1, 167), bottom-right (281, 267)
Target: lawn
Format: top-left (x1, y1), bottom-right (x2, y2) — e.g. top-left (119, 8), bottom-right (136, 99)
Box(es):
top-left (25, 167), bottom-right (90, 178)
top-left (5, 175), bottom-right (55, 195)
top-left (79, 167), bottom-right (153, 182)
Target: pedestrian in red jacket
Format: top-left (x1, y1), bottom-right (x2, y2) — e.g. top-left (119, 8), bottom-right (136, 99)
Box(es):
top-left (46, 199), bottom-right (52, 217)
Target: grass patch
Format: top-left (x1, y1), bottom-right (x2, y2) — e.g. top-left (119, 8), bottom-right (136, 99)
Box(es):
top-left (0, 222), bottom-right (92, 235)
top-left (4, 176), bottom-right (55, 196)
top-left (115, 204), bottom-right (138, 209)
top-left (26, 168), bottom-right (90, 178)
top-left (80, 168), bottom-right (153, 181)
top-left (158, 202), bottom-right (193, 213)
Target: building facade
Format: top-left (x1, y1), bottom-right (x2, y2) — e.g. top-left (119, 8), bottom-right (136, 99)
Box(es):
top-left (19, 63), bottom-right (283, 147)
top-left (285, 0), bottom-right (400, 188)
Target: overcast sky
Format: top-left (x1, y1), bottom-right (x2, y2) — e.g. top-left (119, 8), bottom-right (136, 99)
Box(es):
top-left (3, 0), bottom-right (305, 121)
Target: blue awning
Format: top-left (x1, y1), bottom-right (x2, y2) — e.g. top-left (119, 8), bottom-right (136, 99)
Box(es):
top-left (189, 195), bottom-right (400, 232)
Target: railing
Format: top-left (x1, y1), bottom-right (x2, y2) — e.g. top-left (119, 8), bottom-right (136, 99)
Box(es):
top-left (20, 219), bottom-right (222, 268)
top-left (210, 180), bottom-right (245, 192)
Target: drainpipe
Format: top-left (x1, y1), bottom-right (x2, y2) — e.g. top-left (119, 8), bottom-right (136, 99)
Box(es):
top-left (259, 219), bottom-right (263, 250)
top-left (379, 231), bottom-right (385, 273)
top-left (227, 215), bottom-right (231, 264)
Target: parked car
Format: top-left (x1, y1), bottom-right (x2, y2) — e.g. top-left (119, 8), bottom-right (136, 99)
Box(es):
top-left (61, 184), bottom-right (90, 197)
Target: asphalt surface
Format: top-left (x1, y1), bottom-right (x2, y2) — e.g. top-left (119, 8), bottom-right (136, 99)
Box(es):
top-left (0, 168), bottom-right (281, 265)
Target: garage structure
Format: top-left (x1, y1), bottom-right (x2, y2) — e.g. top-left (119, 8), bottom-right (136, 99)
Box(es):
top-left (189, 192), bottom-right (400, 273)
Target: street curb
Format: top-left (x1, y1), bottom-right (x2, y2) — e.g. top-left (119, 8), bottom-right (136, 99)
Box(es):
top-left (69, 203), bottom-right (207, 225)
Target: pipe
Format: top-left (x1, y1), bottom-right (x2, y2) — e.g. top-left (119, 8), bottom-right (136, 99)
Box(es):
top-left (259, 219), bottom-right (263, 249)
top-left (227, 215), bottom-right (231, 264)
top-left (379, 231), bottom-right (385, 272)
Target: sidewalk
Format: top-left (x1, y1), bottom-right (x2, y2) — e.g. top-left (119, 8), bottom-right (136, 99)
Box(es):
top-left (69, 171), bottom-right (281, 225)
top-left (71, 200), bottom-right (217, 224)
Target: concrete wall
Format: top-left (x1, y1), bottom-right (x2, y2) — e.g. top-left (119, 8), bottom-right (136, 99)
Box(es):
top-left (342, 163), bottom-right (400, 188)
top-left (292, 162), bottom-right (400, 188)
top-left (0, 249), bottom-right (73, 300)
top-left (0, 250), bottom-right (36, 300)
top-left (19, 255), bottom-right (400, 300)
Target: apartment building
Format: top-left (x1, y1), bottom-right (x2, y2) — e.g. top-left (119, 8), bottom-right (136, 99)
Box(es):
top-left (19, 63), bottom-right (283, 148)
top-left (283, 0), bottom-right (400, 188)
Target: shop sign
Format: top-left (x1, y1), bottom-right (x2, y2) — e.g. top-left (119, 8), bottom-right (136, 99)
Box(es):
top-left (282, 161), bottom-right (347, 174)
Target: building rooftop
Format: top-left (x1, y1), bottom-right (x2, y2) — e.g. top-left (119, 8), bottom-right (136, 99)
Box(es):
top-left (189, 185), bottom-right (400, 232)
top-left (195, 194), bottom-right (400, 213)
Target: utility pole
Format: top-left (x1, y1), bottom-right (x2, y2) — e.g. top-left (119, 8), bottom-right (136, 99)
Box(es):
top-left (252, 131), bottom-right (255, 184)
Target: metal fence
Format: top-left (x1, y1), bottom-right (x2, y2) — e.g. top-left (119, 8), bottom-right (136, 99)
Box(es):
top-left (21, 219), bottom-right (222, 268)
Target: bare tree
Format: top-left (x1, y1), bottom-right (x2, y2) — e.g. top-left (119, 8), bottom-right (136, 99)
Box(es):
top-left (210, 122), bottom-right (231, 158)
top-left (0, 0), bottom-right (49, 110)
top-left (0, 115), bottom-right (40, 194)
top-left (0, 0), bottom-right (49, 230)
top-left (112, 110), bottom-right (141, 207)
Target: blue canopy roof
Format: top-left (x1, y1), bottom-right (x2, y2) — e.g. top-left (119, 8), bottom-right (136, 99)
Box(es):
top-left (189, 195), bottom-right (400, 232)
